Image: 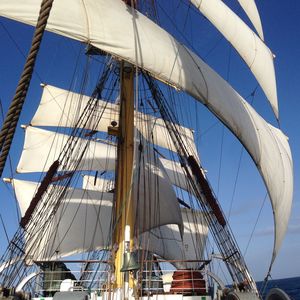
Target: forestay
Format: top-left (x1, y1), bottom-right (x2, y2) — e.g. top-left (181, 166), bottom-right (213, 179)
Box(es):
top-left (0, 0), bottom-right (293, 268)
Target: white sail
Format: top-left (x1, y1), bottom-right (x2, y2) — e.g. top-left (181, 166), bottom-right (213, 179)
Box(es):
top-left (140, 208), bottom-right (208, 267)
top-left (17, 126), bottom-right (117, 173)
top-left (12, 178), bottom-right (183, 260)
top-left (265, 125), bottom-right (293, 264)
top-left (0, 0), bottom-right (293, 267)
top-left (12, 179), bottom-right (113, 260)
top-left (236, 0), bottom-right (264, 40)
top-left (77, 133), bottom-right (188, 237)
top-left (189, 0), bottom-right (276, 116)
top-left (18, 127), bottom-right (190, 192)
top-left (16, 125), bottom-right (185, 236)
top-left (0, 0), bottom-right (276, 116)
top-left (159, 157), bottom-right (190, 193)
top-left (31, 85), bottom-right (197, 155)
top-left (133, 134), bottom-right (185, 234)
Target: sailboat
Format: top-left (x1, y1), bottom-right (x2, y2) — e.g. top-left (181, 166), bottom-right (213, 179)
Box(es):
top-left (0, 0), bottom-right (294, 300)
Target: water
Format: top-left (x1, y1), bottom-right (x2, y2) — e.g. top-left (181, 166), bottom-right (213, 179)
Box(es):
top-left (256, 277), bottom-right (300, 299)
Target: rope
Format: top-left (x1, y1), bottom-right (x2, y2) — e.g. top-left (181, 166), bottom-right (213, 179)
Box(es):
top-left (0, 0), bottom-right (55, 177)
top-left (0, 98), bottom-right (20, 221)
top-left (244, 193), bottom-right (268, 258)
top-left (0, 214), bottom-right (10, 245)
top-left (0, 60), bottom-right (114, 287)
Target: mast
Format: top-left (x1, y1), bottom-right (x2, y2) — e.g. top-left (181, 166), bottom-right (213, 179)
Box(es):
top-left (113, 61), bottom-right (136, 290)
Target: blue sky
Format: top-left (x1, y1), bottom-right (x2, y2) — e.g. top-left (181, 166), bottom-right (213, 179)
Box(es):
top-left (0, 0), bottom-right (299, 283)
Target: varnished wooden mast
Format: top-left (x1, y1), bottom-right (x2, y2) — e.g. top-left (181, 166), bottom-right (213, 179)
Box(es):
top-left (113, 61), bottom-right (135, 289)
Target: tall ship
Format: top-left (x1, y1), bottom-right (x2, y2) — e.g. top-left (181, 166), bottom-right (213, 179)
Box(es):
top-left (0, 1), bottom-right (293, 299)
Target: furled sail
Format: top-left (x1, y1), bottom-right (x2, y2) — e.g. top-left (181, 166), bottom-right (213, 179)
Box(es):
top-left (189, 0), bottom-right (276, 116)
top-left (0, 0), bottom-right (292, 268)
top-left (12, 177), bottom-right (183, 260)
top-left (31, 85), bottom-right (197, 155)
top-left (236, 0), bottom-right (264, 40)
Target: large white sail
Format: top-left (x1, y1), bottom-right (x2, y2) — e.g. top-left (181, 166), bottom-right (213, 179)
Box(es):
top-left (190, 0), bottom-right (276, 114)
top-left (0, 0), bottom-right (293, 268)
top-left (31, 85), bottom-right (197, 155)
top-left (80, 183), bottom-right (209, 265)
top-left (0, 0), bottom-right (276, 116)
top-left (265, 125), bottom-right (294, 263)
top-left (17, 126), bottom-right (193, 187)
top-left (17, 126), bottom-right (192, 201)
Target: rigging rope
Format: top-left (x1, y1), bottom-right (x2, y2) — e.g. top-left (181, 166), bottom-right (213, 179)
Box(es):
top-left (244, 193), bottom-right (268, 258)
top-left (0, 214), bottom-right (10, 245)
top-left (0, 0), bottom-right (55, 178)
top-left (144, 72), bottom-right (259, 295)
top-left (0, 21), bottom-right (44, 84)
top-left (0, 98), bottom-right (20, 221)
top-left (217, 44), bottom-right (232, 198)
top-left (0, 62), bottom-right (114, 288)
top-left (227, 86), bottom-right (258, 220)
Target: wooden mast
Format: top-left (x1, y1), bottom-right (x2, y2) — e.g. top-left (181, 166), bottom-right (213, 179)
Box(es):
top-left (113, 61), bottom-right (135, 289)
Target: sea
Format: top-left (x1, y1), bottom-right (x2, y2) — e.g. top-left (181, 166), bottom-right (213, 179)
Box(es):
top-left (256, 277), bottom-right (300, 299)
